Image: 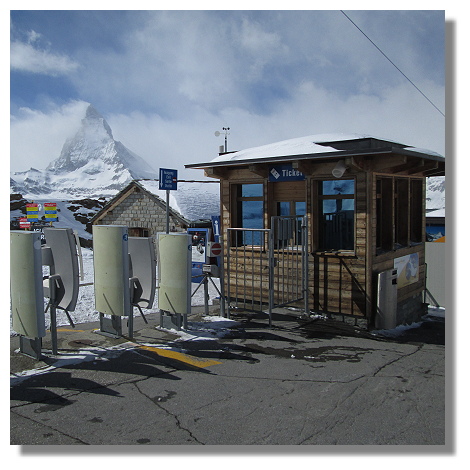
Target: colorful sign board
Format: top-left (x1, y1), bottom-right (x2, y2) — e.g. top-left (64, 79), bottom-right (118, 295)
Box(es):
top-left (26, 203), bottom-right (39, 220)
top-left (44, 203), bottom-right (57, 221)
top-left (159, 168), bottom-right (178, 190)
top-left (394, 253), bottom-right (419, 289)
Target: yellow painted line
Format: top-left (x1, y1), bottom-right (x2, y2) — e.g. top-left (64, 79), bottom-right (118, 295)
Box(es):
top-left (138, 345), bottom-right (222, 369)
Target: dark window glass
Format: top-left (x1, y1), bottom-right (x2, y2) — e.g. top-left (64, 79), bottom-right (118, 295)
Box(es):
top-left (318, 179), bottom-right (355, 251)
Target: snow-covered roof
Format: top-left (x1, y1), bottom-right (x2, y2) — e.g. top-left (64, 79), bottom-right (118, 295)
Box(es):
top-left (136, 179), bottom-right (220, 221)
top-left (210, 133), bottom-right (372, 163)
top-left (186, 133), bottom-right (444, 168)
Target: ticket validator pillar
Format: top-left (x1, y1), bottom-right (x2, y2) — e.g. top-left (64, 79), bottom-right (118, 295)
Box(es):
top-left (93, 225), bottom-right (131, 338)
top-left (158, 232), bottom-right (192, 330)
top-left (93, 226), bottom-right (157, 338)
top-left (10, 231), bottom-right (46, 359)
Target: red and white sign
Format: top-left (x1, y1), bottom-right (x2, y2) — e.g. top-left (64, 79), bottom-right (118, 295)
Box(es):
top-left (209, 242), bottom-right (222, 257)
top-left (19, 217), bottom-right (30, 229)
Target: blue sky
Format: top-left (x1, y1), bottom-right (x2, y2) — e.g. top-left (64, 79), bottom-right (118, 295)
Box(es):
top-left (10, 8), bottom-right (447, 177)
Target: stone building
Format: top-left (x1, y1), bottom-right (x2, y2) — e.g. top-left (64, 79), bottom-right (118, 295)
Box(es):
top-left (91, 180), bottom-right (189, 237)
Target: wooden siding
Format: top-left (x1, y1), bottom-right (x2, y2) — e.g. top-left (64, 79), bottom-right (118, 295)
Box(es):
top-left (219, 162), bottom-right (426, 324)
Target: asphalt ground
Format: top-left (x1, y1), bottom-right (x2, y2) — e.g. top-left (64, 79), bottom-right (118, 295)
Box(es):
top-left (10, 307), bottom-right (447, 448)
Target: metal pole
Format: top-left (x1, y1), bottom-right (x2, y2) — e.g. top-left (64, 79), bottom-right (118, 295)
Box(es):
top-left (128, 308), bottom-right (134, 338)
top-left (204, 275), bottom-right (209, 316)
top-left (268, 227), bottom-right (274, 328)
top-left (219, 234), bottom-right (226, 318)
top-left (49, 276), bottom-right (58, 355)
top-left (128, 279), bottom-right (134, 338)
top-left (302, 216), bottom-right (309, 316)
top-left (225, 232), bottom-right (231, 319)
top-left (166, 190), bottom-right (170, 234)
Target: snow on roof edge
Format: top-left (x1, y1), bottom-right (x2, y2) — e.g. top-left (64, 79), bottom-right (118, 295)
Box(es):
top-left (205, 133), bottom-right (443, 166)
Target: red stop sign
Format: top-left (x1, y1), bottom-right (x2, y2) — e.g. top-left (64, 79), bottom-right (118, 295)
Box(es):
top-left (211, 242), bottom-right (222, 256)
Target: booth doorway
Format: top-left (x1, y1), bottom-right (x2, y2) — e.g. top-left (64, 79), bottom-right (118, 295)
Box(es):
top-left (225, 215), bottom-right (308, 326)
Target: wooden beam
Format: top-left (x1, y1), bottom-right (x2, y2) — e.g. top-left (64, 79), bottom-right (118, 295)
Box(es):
top-left (385, 160), bottom-right (424, 174)
top-left (406, 161), bottom-right (438, 175)
top-left (248, 163), bottom-right (268, 177)
top-left (423, 163), bottom-right (445, 177)
top-left (371, 155), bottom-right (407, 172)
top-left (292, 160), bottom-right (314, 176)
top-left (204, 167), bottom-right (227, 179)
top-left (345, 156), bottom-right (365, 171)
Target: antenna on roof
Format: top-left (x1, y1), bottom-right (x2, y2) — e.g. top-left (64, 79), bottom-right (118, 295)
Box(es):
top-left (215, 127), bottom-right (230, 152)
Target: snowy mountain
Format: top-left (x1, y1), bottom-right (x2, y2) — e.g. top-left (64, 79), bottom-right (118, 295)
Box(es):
top-left (10, 109), bottom-right (444, 244)
top-left (426, 176), bottom-right (445, 216)
top-left (10, 105), bottom-right (158, 199)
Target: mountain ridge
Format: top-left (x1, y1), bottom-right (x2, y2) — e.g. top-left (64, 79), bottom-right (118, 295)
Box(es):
top-left (11, 104), bottom-right (158, 199)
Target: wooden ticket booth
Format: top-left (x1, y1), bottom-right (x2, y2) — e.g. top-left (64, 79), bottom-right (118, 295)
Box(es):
top-left (186, 134), bottom-right (445, 328)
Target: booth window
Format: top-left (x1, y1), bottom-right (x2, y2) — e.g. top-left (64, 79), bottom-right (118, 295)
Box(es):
top-left (410, 179), bottom-right (423, 243)
top-left (395, 178), bottom-right (409, 248)
top-left (375, 177), bottom-right (423, 254)
top-left (231, 183), bottom-right (264, 245)
top-left (376, 177), bottom-right (393, 253)
top-left (318, 179), bottom-right (355, 251)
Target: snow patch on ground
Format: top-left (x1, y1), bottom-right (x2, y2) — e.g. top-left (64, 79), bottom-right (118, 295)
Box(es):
top-left (157, 316), bottom-right (242, 342)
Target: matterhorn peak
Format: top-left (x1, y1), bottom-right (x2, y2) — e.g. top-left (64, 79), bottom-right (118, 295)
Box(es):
top-left (83, 104), bottom-right (114, 139)
top-left (11, 104), bottom-right (158, 198)
top-left (46, 104), bottom-right (116, 174)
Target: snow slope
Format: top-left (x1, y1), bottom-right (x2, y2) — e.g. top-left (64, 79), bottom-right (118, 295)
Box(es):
top-left (426, 175), bottom-right (445, 216)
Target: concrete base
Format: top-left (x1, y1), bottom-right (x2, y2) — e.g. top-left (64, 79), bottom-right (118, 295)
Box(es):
top-left (159, 311), bottom-right (188, 331)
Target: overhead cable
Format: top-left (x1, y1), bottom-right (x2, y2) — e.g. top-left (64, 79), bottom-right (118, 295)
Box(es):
top-left (340, 10), bottom-right (445, 118)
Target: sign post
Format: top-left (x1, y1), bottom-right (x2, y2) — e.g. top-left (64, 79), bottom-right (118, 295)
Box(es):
top-left (159, 168), bottom-right (178, 234)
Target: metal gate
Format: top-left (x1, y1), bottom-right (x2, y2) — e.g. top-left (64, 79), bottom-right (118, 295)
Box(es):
top-left (225, 216), bottom-right (308, 326)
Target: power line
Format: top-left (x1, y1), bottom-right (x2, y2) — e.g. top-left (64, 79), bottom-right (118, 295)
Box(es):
top-left (340, 10), bottom-right (445, 118)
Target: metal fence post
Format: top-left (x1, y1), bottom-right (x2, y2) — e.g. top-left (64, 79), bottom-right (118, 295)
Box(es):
top-left (268, 226), bottom-right (274, 328)
top-left (218, 234), bottom-right (227, 318)
top-left (302, 215), bottom-right (309, 316)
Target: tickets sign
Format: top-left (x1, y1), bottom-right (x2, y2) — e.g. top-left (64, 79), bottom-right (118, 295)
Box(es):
top-left (268, 164), bottom-right (305, 182)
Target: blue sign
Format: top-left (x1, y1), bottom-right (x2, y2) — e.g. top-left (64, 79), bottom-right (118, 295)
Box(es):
top-left (211, 215), bottom-right (221, 241)
top-left (159, 168), bottom-right (178, 190)
top-left (268, 164), bottom-right (305, 182)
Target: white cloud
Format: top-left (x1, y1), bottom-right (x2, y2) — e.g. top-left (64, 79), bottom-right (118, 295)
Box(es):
top-left (8, 11), bottom-right (445, 177)
top-left (10, 40), bottom-right (79, 76)
top-left (10, 101), bottom-right (89, 172)
top-left (104, 76), bottom-right (445, 181)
